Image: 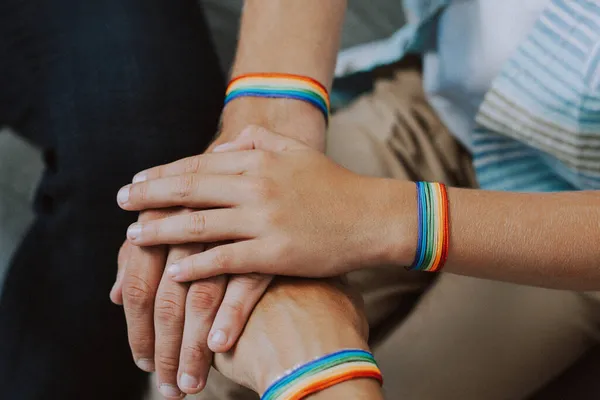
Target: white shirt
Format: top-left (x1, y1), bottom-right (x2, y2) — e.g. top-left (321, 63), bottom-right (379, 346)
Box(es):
top-left (423, 0), bottom-right (550, 149)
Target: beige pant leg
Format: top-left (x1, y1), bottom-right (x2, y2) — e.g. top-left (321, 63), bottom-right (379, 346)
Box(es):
top-left (376, 275), bottom-right (596, 400)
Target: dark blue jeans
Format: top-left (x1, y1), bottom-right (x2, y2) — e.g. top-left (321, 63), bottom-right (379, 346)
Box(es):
top-left (0, 0), bottom-right (224, 398)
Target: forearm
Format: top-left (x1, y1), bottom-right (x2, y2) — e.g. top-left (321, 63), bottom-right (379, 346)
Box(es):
top-left (218, 0), bottom-right (346, 149)
top-left (380, 181), bottom-right (600, 290)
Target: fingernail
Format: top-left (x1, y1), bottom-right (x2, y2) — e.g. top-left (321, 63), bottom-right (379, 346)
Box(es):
top-left (132, 171), bottom-right (147, 183)
top-left (212, 142), bottom-right (235, 153)
top-left (167, 264), bottom-right (181, 278)
top-left (210, 330), bottom-right (227, 347)
top-left (180, 373), bottom-right (201, 390)
top-left (117, 185), bottom-right (130, 204)
top-left (159, 384), bottom-right (181, 398)
top-left (136, 358), bottom-right (155, 372)
top-left (127, 223), bottom-right (142, 241)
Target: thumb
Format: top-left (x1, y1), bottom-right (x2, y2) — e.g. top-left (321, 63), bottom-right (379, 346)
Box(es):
top-left (213, 125), bottom-right (307, 153)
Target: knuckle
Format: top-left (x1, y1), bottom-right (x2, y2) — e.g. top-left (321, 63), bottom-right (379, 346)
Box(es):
top-left (155, 353), bottom-right (180, 374)
top-left (129, 335), bottom-right (154, 354)
top-left (188, 282), bottom-right (223, 314)
top-left (221, 299), bottom-right (245, 322)
top-left (134, 182), bottom-right (149, 202)
top-left (183, 156), bottom-right (203, 174)
top-left (146, 221), bottom-right (161, 240)
top-left (123, 275), bottom-right (155, 309)
top-left (181, 343), bottom-right (208, 364)
top-left (154, 292), bottom-right (185, 324)
top-left (173, 174), bottom-right (196, 199)
top-left (151, 166), bottom-right (163, 179)
top-left (186, 212), bottom-right (207, 235)
top-left (236, 273), bottom-right (269, 292)
top-left (211, 249), bottom-right (231, 273)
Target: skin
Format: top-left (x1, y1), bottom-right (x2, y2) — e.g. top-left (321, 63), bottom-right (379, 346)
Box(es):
top-left (110, 0), bottom-right (345, 397)
top-left (213, 277), bottom-right (383, 399)
top-left (120, 127), bottom-right (600, 291)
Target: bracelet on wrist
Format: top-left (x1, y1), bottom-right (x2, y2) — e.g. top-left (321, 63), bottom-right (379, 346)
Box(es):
top-left (260, 349), bottom-right (382, 400)
top-left (224, 73), bottom-right (330, 124)
top-left (406, 181), bottom-right (450, 272)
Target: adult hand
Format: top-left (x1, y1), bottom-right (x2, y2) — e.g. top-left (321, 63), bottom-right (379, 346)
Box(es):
top-left (111, 151), bottom-right (273, 398)
top-left (117, 126), bottom-right (416, 281)
top-left (211, 277), bottom-right (377, 398)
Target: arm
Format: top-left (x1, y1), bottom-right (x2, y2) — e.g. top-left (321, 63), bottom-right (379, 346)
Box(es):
top-left (216, 0), bottom-right (346, 150)
top-left (382, 184), bottom-right (600, 290)
top-left (120, 128), bottom-right (600, 291)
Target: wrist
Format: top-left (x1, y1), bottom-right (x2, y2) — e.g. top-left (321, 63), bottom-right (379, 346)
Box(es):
top-left (256, 333), bottom-right (369, 394)
top-left (367, 179), bottom-right (418, 268)
top-left (251, 280), bottom-right (369, 393)
top-left (220, 96), bottom-right (327, 151)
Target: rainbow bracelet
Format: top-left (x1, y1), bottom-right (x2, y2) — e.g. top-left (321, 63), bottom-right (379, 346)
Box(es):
top-left (407, 182), bottom-right (450, 272)
top-left (224, 73), bottom-right (330, 123)
top-left (261, 349), bottom-right (382, 400)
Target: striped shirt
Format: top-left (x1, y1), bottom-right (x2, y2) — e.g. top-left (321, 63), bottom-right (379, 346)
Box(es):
top-left (336, 0), bottom-right (600, 192)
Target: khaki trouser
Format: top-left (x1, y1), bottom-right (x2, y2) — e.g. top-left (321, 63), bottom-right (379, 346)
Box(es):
top-left (198, 68), bottom-right (600, 400)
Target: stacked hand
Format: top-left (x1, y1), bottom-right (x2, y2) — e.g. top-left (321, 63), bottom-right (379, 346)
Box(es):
top-left (111, 126), bottom-right (401, 397)
top-left (118, 126), bottom-right (414, 281)
top-left (109, 128), bottom-right (277, 397)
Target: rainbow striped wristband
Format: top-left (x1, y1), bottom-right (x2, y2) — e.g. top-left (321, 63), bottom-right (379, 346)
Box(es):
top-left (224, 73), bottom-right (330, 124)
top-left (407, 182), bottom-right (450, 272)
top-left (261, 349), bottom-right (382, 400)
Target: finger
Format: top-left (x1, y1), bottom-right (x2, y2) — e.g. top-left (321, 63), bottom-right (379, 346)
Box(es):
top-left (117, 174), bottom-right (251, 211)
top-left (154, 244), bottom-right (200, 399)
top-left (122, 209), bottom-right (180, 373)
top-left (178, 275), bottom-right (227, 394)
top-left (122, 244), bottom-right (165, 373)
top-left (110, 240), bottom-right (132, 305)
top-left (132, 151), bottom-right (259, 183)
top-left (126, 209), bottom-right (257, 246)
top-left (166, 240), bottom-right (279, 281)
top-left (219, 125), bottom-right (308, 152)
top-left (208, 274), bottom-right (273, 353)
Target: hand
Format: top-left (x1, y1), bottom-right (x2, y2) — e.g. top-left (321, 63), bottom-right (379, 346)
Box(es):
top-left (111, 209), bottom-right (215, 398)
top-left (112, 214), bottom-right (273, 399)
top-left (211, 277), bottom-right (373, 395)
top-left (117, 126), bottom-right (416, 281)
top-left (111, 169), bottom-right (272, 397)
